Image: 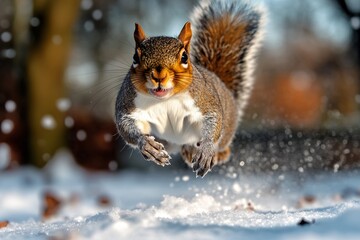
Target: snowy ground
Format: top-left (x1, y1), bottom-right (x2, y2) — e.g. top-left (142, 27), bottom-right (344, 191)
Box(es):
top-left (0, 150), bottom-right (360, 240)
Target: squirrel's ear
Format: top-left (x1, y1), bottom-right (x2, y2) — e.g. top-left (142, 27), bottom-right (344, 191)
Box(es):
top-left (178, 22), bottom-right (192, 52)
top-left (134, 23), bottom-right (146, 47)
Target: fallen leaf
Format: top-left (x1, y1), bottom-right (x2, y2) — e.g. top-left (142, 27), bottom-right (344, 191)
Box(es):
top-left (297, 195), bottom-right (316, 208)
top-left (97, 195), bottom-right (112, 206)
top-left (43, 192), bottom-right (62, 219)
top-left (0, 221), bottom-right (9, 228)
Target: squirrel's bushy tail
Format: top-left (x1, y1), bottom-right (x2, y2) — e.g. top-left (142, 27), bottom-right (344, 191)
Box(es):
top-left (191, 0), bottom-right (265, 116)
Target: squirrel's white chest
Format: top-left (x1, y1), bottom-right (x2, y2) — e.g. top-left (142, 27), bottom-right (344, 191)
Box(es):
top-left (130, 92), bottom-right (203, 145)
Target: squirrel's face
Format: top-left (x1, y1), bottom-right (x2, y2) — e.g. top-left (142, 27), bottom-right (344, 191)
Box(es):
top-left (130, 22), bottom-right (193, 99)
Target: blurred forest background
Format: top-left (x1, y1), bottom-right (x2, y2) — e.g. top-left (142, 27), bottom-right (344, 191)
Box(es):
top-left (0, 0), bottom-right (359, 172)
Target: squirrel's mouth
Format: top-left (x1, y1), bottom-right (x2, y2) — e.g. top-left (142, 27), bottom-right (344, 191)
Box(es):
top-left (149, 87), bottom-right (173, 98)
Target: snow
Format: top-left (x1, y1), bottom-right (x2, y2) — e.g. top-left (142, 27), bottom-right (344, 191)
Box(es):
top-left (64, 116), bottom-right (75, 128)
top-left (51, 35), bottom-right (62, 45)
top-left (2, 49), bottom-right (16, 59)
top-left (41, 115), bottom-right (56, 130)
top-left (5, 100), bottom-right (16, 113)
top-left (1, 119), bottom-right (14, 134)
top-left (92, 10), bottom-right (103, 20)
top-left (0, 149), bottom-right (360, 239)
top-left (351, 16), bottom-right (360, 30)
top-left (56, 98), bottom-right (71, 112)
top-left (81, 0), bottom-right (93, 10)
top-left (84, 21), bottom-right (95, 32)
top-left (1, 32), bottom-right (12, 43)
top-left (30, 17), bottom-right (40, 27)
top-left (76, 130), bottom-right (87, 141)
top-left (356, 94), bottom-right (360, 104)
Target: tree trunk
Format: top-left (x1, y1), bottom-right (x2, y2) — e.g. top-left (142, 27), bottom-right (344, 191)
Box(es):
top-left (27, 0), bottom-right (80, 167)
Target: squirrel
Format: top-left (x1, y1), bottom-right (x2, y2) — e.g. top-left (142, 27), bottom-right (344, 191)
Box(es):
top-left (115, 0), bottom-right (265, 177)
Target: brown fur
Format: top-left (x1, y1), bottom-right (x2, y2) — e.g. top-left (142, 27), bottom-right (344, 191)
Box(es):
top-left (116, 1), bottom-right (264, 176)
top-left (194, 14), bottom-right (246, 93)
top-left (130, 22), bottom-right (240, 172)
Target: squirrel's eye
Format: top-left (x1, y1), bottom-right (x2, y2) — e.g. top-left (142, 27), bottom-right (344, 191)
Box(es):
top-left (181, 51), bottom-right (188, 64)
top-left (132, 53), bottom-right (140, 68)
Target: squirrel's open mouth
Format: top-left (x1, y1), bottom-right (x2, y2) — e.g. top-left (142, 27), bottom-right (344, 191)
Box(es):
top-left (149, 87), bottom-right (173, 98)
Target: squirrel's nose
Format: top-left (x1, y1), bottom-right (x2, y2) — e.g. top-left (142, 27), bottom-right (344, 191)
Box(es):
top-left (155, 66), bottom-right (162, 73)
top-left (151, 68), bottom-right (167, 83)
top-left (151, 73), bottom-right (165, 83)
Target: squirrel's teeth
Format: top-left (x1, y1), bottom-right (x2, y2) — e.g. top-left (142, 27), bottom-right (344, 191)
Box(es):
top-left (149, 87), bottom-right (173, 97)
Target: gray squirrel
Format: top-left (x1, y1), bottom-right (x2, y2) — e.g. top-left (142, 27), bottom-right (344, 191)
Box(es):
top-left (115, 0), bottom-right (265, 177)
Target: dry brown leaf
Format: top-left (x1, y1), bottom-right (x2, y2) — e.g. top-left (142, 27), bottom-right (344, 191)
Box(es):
top-left (43, 192), bottom-right (62, 219)
top-left (97, 195), bottom-right (112, 207)
top-left (0, 221), bottom-right (9, 228)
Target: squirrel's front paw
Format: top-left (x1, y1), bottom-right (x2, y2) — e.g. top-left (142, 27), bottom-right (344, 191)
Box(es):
top-left (192, 141), bottom-right (217, 177)
top-left (139, 135), bottom-right (171, 166)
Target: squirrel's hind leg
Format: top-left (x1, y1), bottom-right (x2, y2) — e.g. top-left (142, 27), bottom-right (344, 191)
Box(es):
top-left (181, 144), bottom-right (217, 177)
top-left (180, 144), bottom-right (195, 168)
top-left (217, 147), bottom-right (231, 164)
top-left (181, 145), bottom-right (231, 172)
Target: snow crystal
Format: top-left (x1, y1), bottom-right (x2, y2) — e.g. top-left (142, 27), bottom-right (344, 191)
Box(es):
top-left (103, 133), bottom-right (112, 142)
top-left (41, 115), bottom-right (56, 129)
top-left (5, 100), bottom-right (16, 112)
top-left (232, 182), bottom-right (242, 193)
top-left (272, 164), bottom-right (279, 171)
top-left (30, 17), bottom-right (40, 27)
top-left (92, 10), bottom-right (103, 20)
top-left (182, 175), bottom-right (190, 182)
top-left (52, 35), bottom-right (62, 45)
top-left (76, 130), bottom-right (87, 141)
top-left (84, 20), bottom-right (95, 32)
top-left (65, 62), bottom-right (98, 88)
top-left (108, 161), bottom-right (118, 171)
top-left (1, 119), bottom-right (14, 134)
top-left (356, 95), bottom-right (360, 104)
top-left (81, 0), bottom-right (93, 10)
top-left (64, 116), bottom-right (74, 128)
top-left (56, 98), bottom-right (71, 112)
top-left (351, 16), bottom-right (360, 30)
top-left (155, 194), bottom-right (222, 219)
top-left (1, 32), bottom-right (12, 42)
top-left (2, 49), bottom-right (16, 58)
top-left (0, 143), bottom-right (10, 170)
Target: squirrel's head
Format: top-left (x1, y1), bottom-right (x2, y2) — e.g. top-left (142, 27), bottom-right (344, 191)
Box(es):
top-left (130, 22), bottom-right (192, 99)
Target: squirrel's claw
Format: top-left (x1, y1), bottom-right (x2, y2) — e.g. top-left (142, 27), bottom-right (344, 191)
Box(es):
top-left (193, 160), bottom-right (213, 178)
top-left (140, 135), bottom-right (171, 166)
top-left (192, 141), bottom-right (217, 178)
